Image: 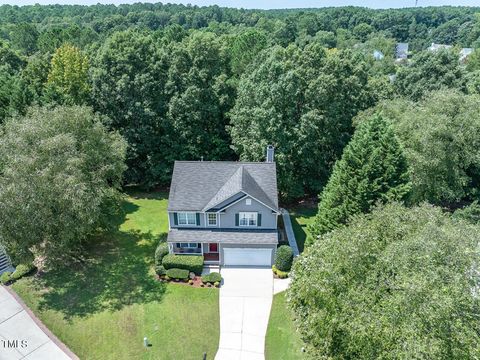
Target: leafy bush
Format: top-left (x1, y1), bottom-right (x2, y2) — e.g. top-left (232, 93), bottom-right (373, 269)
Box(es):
top-left (155, 242), bottom-right (169, 266)
top-left (272, 265), bottom-right (288, 279)
top-left (214, 281), bottom-right (220, 287)
top-left (162, 254), bottom-right (204, 275)
top-left (155, 264), bottom-right (167, 276)
top-left (0, 272), bottom-right (12, 285)
top-left (166, 268), bottom-right (189, 280)
top-left (275, 245), bottom-right (294, 272)
top-left (201, 272), bottom-right (222, 284)
top-left (10, 264), bottom-right (35, 281)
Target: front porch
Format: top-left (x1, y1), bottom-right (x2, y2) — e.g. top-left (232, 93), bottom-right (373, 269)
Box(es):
top-left (170, 242), bottom-right (220, 264)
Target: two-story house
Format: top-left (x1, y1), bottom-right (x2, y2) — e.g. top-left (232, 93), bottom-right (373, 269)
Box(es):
top-left (166, 146), bottom-right (279, 266)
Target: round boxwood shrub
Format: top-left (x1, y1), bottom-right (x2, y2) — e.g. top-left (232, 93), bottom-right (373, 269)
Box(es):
top-left (155, 242), bottom-right (169, 266)
top-left (275, 245), bottom-right (294, 272)
top-left (0, 272), bottom-right (12, 285)
top-left (201, 272), bottom-right (222, 284)
top-left (10, 263), bottom-right (35, 281)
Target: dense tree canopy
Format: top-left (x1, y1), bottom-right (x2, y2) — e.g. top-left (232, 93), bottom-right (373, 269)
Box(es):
top-left (230, 44), bottom-right (378, 198)
top-left (0, 3), bottom-right (479, 194)
top-left (0, 106), bottom-right (127, 266)
top-left (289, 203), bottom-right (480, 359)
top-left (395, 49), bottom-right (466, 100)
top-left (310, 115), bottom-right (410, 239)
top-left (360, 90), bottom-right (480, 206)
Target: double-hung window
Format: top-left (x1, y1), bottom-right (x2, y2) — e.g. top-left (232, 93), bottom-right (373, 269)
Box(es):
top-left (178, 212), bottom-right (196, 225)
top-left (208, 213), bottom-right (217, 226)
top-left (239, 212), bottom-right (257, 226)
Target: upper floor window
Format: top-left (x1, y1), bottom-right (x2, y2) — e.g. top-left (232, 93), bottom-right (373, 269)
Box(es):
top-left (246, 198), bottom-right (252, 205)
top-left (239, 212), bottom-right (257, 226)
top-left (178, 212), bottom-right (196, 225)
top-left (208, 213), bottom-right (217, 226)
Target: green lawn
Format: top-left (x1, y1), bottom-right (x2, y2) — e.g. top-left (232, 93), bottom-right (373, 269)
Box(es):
top-left (288, 205), bottom-right (317, 252)
top-left (265, 291), bottom-right (305, 360)
top-left (12, 191), bottom-right (219, 360)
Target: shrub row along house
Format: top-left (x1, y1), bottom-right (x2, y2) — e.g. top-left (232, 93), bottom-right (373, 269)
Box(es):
top-left (166, 146), bottom-right (280, 266)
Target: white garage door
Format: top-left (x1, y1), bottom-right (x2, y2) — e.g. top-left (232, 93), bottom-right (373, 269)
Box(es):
top-left (223, 248), bottom-right (272, 266)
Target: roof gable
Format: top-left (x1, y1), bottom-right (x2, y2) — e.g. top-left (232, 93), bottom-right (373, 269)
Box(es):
top-left (168, 161), bottom-right (278, 212)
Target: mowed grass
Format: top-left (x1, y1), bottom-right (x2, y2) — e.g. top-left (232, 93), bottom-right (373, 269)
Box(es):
top-left (288, 205), bottom-right (317, 252)
top-left (12, 191), bottom-right (219, 360)
top-left (265, 291), bottom-right (305, 360)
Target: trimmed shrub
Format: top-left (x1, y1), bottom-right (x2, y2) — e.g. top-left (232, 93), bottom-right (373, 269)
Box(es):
top-left (166, 268), bottom-right (189, 280)
top-left (162, 254), bottom-right (204, 275)
top-left (0, 272), bottom-right (12, 285)
top-left (272, 265), bottom-right (288, 278)
top-left (10, 264), bottom-right (35, 281)
top-left (275, 245), bottom-right (294, 272)
top-left (155, 264), bottom-right (167, 276)
top-left (155, 242), bottom-right (169, 266)
top-left (201, 272), bottom-right (222, 284)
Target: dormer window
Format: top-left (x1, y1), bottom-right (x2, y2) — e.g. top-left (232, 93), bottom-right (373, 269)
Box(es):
top-left (208, 213), bottom-right (217, 226)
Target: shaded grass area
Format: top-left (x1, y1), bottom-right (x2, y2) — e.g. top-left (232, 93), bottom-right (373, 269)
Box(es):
top-left (288, 205), bottom-right (317, 252)
top-left (265, 291), bottom-right (305, 360)
top-left (13, 191), bottom-right (220, 360)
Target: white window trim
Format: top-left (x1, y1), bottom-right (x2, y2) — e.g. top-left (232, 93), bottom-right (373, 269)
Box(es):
top-left (177, 212), bottom-right (197, 225)
top-left (246, 198), bottom-right (252, 205)
top-left (239, 212), bottom-right (257, 227)
top-left (207, 213), bottom-right (217, 226)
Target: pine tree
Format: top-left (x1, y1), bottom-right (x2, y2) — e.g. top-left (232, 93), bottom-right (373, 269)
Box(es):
top-left (309, 115), bottom-right (410, 242)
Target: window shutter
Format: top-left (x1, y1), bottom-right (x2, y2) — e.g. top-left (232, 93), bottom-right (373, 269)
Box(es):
top-left (173, 212), bottom-right (178, 226)
top-left (257, 213), bottom-right (262, 227)
top-left (235, 213), bottom-right (239, 226)
top-left (196, 213), bottom-right (200, 226)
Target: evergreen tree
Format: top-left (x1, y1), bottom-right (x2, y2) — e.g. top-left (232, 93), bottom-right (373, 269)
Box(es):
top-left (309, 115), bottom-right (410, 241)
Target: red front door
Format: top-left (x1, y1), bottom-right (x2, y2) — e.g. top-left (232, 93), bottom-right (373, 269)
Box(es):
top-left (209, 243), bottom-right (218, 253)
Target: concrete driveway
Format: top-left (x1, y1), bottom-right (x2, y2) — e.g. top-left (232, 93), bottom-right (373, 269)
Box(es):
top-left (215, 267), bottom-right (273, 360)
top-left (0, 286), bottom-right (75, 360)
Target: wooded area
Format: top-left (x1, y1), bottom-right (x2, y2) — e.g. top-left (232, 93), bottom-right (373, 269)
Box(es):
top-left (2, 4), bottom-right (480, 199)
top-left (2, 4), bottom-right (480, 358)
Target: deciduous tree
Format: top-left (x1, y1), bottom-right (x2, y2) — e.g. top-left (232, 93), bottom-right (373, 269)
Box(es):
top-left (0, 106), bottom-right (127, 266)
top-left (289, 203), bottom-right (480, 359)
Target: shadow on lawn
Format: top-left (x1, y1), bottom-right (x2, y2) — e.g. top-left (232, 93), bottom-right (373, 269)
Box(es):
top-left (36, 198), bottom-right (167, 319)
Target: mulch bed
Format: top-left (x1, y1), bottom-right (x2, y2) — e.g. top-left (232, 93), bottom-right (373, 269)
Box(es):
top-left (156, 275), bottom-right (219, 288)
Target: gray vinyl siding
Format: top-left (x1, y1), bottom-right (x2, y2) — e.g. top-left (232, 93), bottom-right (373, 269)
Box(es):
top-left (219, 243), bottom-right (277, 266)
top-left (169, 197), bottom-right (277, 230)
top-left (219, 197), bottom-right (277, 229)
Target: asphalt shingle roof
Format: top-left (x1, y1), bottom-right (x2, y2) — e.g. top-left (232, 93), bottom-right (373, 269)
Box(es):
top-left (167, 161), bottom-right (279, 212)
top-left (167, 228), bottom-right (279, 244)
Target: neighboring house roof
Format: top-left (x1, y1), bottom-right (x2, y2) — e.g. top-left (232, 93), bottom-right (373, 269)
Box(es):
top-left (168, 161), bottom-right (279, 212)
top-left (460, 48), bottom-right (473, 62)
top-left (373, 50), bottom-right (384, 60)
top-left (167, 228), bottom-right (278, 244)
top-left (428, 43), bottom-right (452, 52)
top-left (396, 43), bottom-right (409, 59)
